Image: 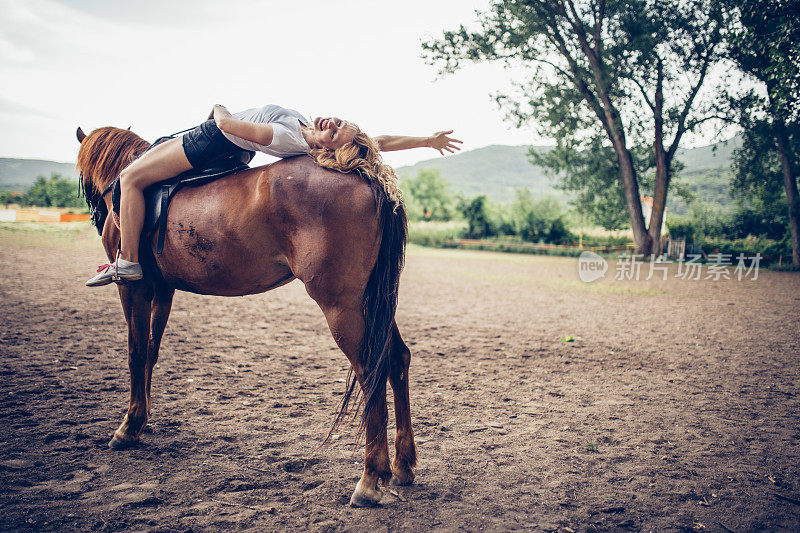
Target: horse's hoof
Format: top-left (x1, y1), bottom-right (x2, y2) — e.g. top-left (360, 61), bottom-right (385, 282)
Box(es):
top-left (349, 480), bottom-right (383, 507)
top-left (390, 473), bottom-right (415, 486)
top-left (108, 435), bottom-right (138, 450)
top-left (349, 491), bottom-right (382, 508)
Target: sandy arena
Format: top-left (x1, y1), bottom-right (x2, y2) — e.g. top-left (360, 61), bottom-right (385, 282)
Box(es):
top-left (0, 224), bottom-right (798, 532)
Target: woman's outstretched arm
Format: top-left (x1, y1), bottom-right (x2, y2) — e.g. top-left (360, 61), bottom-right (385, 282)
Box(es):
top-left (374, 130), bottom-right (462, 155)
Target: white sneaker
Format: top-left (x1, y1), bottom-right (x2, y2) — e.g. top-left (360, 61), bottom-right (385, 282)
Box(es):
top-left (85, 260), bottom-right (143, 287)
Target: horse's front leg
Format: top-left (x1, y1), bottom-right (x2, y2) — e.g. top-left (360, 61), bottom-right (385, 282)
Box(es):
top-left (109, 282), bottom-right (154, 449)
top-left (145, 287), bottom-right (174, 416)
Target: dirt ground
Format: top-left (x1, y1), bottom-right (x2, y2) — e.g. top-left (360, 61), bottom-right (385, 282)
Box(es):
top-left (0, 223), bottom-right (799, 532)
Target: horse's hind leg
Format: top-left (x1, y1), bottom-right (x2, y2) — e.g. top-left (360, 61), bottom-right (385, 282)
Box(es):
top-left (388, 323), bottom-right (417, 485)
top-left (145, 287), bottom-right (174, 416)
top-left (109, 282), bottom-right (154, 449)
top-left (310, 295), bottom-right (391, 507)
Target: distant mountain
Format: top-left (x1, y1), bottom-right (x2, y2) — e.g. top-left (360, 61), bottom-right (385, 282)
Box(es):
top-left (674, 136), bottom-right (740, 175)
top-left (397, 144), bottom-right (558, 203)
top-left (397, 137), bottom-right (741, 210)
top-left (0, 158), bottom-right (78, 192)
top-left (671, 137), bottom-right (741, 213)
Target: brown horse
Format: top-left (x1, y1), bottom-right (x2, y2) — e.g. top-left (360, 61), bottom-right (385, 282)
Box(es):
top-left (75, 126), bottom-right (416, 507)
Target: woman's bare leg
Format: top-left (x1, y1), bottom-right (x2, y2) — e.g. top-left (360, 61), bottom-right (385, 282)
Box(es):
top-left (119, 137), bottom-right (193, 262)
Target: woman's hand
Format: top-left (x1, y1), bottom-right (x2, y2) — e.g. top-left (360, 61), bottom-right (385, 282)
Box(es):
top-left (428, 130), bottom-right (462, 155)
top-left (212, 104), bottom-right (232, 129)
top-left (208, 104), bottom-right (227, 120)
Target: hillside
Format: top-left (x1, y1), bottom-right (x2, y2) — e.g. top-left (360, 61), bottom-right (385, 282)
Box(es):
top-left (397, 144), bottom-right (565, 203)
top-left (397, 137), bottom-right (740, 210)
top-left (670, 137), bottom-right (741, 213)
top-left (0, 158), bottom-right (78, 192)
top-left (674, 136), bottom-right (740, 174)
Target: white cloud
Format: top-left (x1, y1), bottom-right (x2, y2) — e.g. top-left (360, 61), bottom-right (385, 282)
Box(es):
top-left (1, 0), bottom-right (548, 166)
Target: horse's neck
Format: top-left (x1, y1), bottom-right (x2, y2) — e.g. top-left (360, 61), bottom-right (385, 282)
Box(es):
top-left (93, 177), bottom-right (115, 215)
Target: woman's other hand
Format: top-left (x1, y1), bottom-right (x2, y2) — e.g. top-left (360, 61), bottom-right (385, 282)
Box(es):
top-left (428, 130), bottom-right (462, 155)
top-left (212, 104), bottom-right (233, 131)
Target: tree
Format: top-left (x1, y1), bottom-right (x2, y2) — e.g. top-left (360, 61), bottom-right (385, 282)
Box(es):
top-left (723, 0), bottom-right (800, 266)
top-left (510, 189), bottom-right (573, 243)
top-left (460, 195), bottom-right (495, 238)
top-left (730, 118), bottom-right (797, 241)
top-left (533, 134), bottom-right (641, 230)
top-left (0, 191), bottom-right (17, 206)
top-left (423, 0), bottom-right (724, 254)
top-left (22, 176), bottom-right (50, 207)
top-left (20, 173), bottom-right (83, 208)
top-left (399, 168), bottom-right (454, 221)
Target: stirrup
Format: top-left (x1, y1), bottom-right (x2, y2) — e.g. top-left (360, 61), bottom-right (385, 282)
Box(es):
top-left (111, 249), bottom-right (122, 282)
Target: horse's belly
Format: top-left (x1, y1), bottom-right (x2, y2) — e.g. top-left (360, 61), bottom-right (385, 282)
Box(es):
top-left (151, 192), bottom-right (294, 296)
top-left (157, 254), bottom-right (295, 296)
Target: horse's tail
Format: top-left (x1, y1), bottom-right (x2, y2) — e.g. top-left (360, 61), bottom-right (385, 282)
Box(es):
top-left (332, 179), bottom-right (407, 440)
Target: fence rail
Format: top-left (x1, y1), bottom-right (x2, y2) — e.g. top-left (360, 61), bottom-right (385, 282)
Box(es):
top-left (444, 238), bottom-right (634, 255)
top-left (0, 209), bottom-right (89, 223)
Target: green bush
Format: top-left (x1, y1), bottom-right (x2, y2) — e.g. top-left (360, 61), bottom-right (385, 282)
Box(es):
top-left (672, 197), bottom-right (790, 244)
top-left (509, 190), bottom-right (574, 244)
top-left (699, 235), bottom-right (791, 259)
top-left (19, 174), bottom-right (83, 208)
top-left (666, 216), bottom-right (696, 241)
top-left (578, 233), bottom-right (631, 247)
top-left (399, 168), bottom-right (455, 222)
top-left (727, 199), bottom-right (789, 241)
top-left (459, 195), bottom-right (496, 238)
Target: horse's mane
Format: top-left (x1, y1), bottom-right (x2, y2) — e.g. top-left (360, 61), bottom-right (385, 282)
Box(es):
top-left (77, 127), bottom-right (151, 233)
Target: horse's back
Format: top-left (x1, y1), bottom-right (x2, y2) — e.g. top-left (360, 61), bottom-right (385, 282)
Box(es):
top-left (152, 157), bottom-right (380, 297)
top-left (264, 156), bottom-right (379, 225)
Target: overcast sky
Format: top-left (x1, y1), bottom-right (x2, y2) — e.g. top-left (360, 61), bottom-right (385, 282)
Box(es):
top-left (0, 0), bottom-right (555, 168)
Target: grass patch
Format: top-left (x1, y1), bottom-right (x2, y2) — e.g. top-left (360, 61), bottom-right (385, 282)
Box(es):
top-left (407, 221), bottom-right (466, 247)
top-left (0, 222), bottom-right (98, 249)
top-left (417, 261), bottom-right (665, 297)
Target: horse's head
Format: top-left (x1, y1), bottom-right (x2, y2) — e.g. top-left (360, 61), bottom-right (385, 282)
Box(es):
top-left (75, 126), bottom-right (150, 234)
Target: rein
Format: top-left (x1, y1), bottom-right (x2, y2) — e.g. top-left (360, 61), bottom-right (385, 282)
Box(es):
top-left (100, 181), bottom-right (115, 199)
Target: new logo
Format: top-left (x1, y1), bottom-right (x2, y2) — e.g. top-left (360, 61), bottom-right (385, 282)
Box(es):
top-left (578, 251), bottom-right (607, 283)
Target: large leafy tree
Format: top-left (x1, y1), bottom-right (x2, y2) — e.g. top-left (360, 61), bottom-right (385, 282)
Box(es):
top-left (400, 168), bottom-right (455, 221)
top-left (423, 0), bottom-right (723, 254)
top-left (533, 134), bottom-right (649, 230)
top-left (724, 0), bottom-right (800, 266)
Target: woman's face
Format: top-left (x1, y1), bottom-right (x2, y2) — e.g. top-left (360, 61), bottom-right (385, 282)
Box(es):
top-left (311, 116), bottom-right (357, 150)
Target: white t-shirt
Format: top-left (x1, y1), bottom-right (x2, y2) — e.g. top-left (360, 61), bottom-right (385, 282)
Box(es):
top-left (221, 104), bottom-right (310, 157)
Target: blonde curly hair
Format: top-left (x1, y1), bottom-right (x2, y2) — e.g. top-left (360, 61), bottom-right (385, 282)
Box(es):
top-left (308, 127), bottom-right (403, 212)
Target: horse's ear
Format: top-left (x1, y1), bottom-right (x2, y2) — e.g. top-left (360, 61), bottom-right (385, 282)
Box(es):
top-left (76, 127), bottom-right (86, 143)
top-left (127, 126), bottom-right (131, 130)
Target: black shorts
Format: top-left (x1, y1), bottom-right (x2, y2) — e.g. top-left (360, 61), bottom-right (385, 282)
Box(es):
top-left (181, 119), bottom-right (252, 169)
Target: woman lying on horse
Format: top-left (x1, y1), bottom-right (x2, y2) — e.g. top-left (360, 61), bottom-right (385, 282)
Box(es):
top-left (85, 103), bottom-right (461, 286)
